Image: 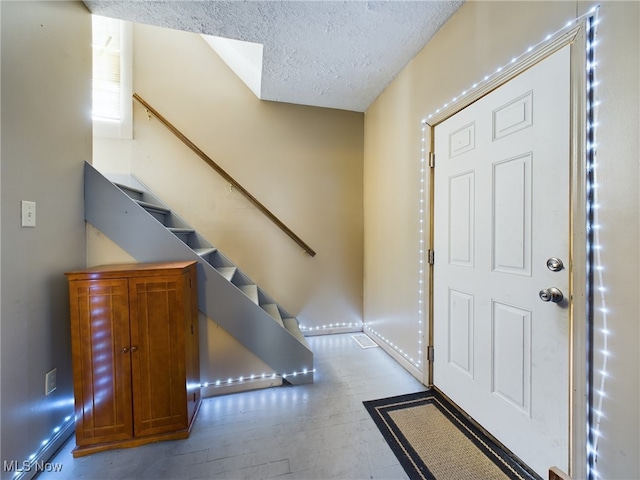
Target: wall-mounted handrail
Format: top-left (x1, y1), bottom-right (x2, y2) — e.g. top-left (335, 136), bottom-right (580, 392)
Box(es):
top-left (132, 93), bottom-right (316, 257)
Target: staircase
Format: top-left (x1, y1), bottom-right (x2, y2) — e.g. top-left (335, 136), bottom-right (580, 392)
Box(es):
top-left (84, 162), bottom-right (313, 386)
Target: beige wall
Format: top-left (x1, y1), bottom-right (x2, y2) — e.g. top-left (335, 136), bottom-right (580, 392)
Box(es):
top-left (364, 1), bottom-right (639, 479)
top-left (91, 22), bottom-right (364, 391)
top-left (1, 0), bottom-right (91, 473)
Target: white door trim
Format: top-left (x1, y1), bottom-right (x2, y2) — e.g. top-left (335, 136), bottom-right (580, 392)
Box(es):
top-left (422, 16), bottom-right (594, 480)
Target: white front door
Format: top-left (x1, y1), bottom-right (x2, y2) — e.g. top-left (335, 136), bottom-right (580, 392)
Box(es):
top-left (433, 45), bottom-right (571, 477)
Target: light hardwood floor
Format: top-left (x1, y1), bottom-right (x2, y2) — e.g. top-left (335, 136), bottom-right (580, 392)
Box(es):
top-left (40, 333), bottom-right (426, 479)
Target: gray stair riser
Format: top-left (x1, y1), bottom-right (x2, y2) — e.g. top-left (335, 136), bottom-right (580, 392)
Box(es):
top-left (117, 184), bottom-right (144, 201)
top-left (172, 232), bottom-right (192, 244)
top-left (261, 304), bottom-right (284, 327)
top-left (240, 285), bottom-right (259, 304)
top-left (283, 318), bottom-right (307, 345)
top-left (217, 266), bottom-right (237, 281)
top-left (146, 209), bottom-right (168, 224)
top-left (198, 252), bottom-right (215, 264)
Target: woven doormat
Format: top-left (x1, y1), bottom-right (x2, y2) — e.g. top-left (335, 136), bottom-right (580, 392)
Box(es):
top-left (363, 389), bottom-right (541, 480)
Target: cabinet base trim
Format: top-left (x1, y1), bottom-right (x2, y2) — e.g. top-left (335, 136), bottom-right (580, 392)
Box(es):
top-left (72, 399), bottom-right (201, 458)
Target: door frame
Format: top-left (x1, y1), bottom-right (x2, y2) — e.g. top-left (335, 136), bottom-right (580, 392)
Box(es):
top-left (422, 16), bottom-right (595, 480)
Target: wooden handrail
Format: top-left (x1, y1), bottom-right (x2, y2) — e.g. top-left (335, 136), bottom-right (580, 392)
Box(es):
top-left (132, 93), bottom-right (316, 257)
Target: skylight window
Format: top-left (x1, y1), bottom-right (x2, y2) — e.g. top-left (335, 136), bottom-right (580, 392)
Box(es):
top-left (201, 34), bottom-right (263, 99)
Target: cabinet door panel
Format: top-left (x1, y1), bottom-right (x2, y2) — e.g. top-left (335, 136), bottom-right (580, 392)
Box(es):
top-left (69, 280), bottom-right (133, 444)
top-left (129, 275), bottom-right (188, 436)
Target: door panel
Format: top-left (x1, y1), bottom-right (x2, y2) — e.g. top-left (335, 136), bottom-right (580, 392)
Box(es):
top-left (69, 279), bottom-right (133, 445)
top-left (434, 45), bottom-right (571, 476)
top-left (492, 153), bottom-right (532, 275)
top-left (448, 289), bottom-right (474, 376)
top-left (450, 122), bottom-right (476, 157)
top-left (492, 91), bottom-right (533, 140)
top-left (491, 300), bottom-right (531, 415)
top-left (449, 173), bottom-right (475, 267)
top-left (129, 275), bottom-right (188, 437)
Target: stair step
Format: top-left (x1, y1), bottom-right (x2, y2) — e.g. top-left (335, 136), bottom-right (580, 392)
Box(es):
top-left (216, 267), bottom-right (237, 281)
top-left (262, 303), bottom-right (284, 327)
top-left (136, 200), bottom-right (170, 214)
top-left (283, 317), bottom-right (308, 345)
top-left (167, 227), bottom-right (194, 244)
top-left (194, 247), bottom-right (217, 258)
top-left (115, 183), bottom-right (144, 200)
top-left (239, 285), bottom-right (259, 304)
top-left (136, 200), bottom-right (170, 223)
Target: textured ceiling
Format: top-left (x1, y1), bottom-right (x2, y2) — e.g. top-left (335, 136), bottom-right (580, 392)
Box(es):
top-left (84, 1), bottom-right (464, 112)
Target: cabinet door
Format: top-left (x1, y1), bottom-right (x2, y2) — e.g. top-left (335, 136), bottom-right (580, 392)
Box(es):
top-left (129, 274), bottom-right (188, 437)
top-left (69, 279), bottom-right (133, 445)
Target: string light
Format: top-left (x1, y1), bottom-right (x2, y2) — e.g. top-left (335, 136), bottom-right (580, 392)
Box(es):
top-left (422, 10), bottom-right (598, 125)
top-left (199, 369), bottom-right (315, 390)
top-left (15, 12), bottom-right (605, 480)
top-left (584, 9), bottom-right (605, 480)
top-left (364, 10), bottom-right (606, 382)
top-left (13, 367), bottom-right (315, 477)
top-left (416, 120), bottom-right (427, 369)
top-left (365, 326), bottom-right (421, 368)
top-left (12, 413), bottom-right (74, 479)
top-left (361, 121), bottom-right (428, 370)
top-left (419, 7), bottom-right (602, 479)
top-left (299, 321), bottom-right (362, 333)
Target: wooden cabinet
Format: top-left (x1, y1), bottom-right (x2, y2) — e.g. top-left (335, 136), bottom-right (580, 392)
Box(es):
top-left (66, 261), bottom-right (201, 457)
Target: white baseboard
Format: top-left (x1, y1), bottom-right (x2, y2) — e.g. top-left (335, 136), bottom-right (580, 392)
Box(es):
top-left (363, 325), bottom-right (425, 383)
top-left (11, 417), bottom-right (75, 480)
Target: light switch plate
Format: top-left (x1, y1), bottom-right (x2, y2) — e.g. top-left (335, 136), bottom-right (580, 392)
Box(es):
top-left (21, 201), bottom-right (36, 227)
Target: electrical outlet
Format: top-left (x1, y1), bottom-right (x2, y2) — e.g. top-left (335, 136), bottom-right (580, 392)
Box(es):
top-left (45, 368), bottom-right (57, 395)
